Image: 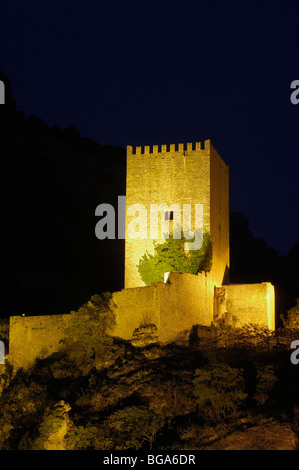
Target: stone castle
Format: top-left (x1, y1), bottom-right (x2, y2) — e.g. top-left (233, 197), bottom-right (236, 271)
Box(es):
top-left (8, 140), bottom-right (275, 371)
top-left (125, 140), bottom-right (229, 289)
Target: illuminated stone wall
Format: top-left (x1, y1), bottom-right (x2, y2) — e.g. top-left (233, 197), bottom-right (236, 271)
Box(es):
top-left (111, 284), bottom-right (161, 339)
top-left (8, 272), bottom-right (216, 370)
top-left (215, 282), bottom-right (275, 329)
top-left (210, 144), bottom-right (230, 285)
top-left (9, 314), bottom-right (71, 371)
top-left (112, 271), bottom-right (215, 343)
top-left (8, 278), bottom-right (275, 372)
top-left (111, 277), bottom-right (275, 345)
top-left (125, 140), bottom-right (229, 289)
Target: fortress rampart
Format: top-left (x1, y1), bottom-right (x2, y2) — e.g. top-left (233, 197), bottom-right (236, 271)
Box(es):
top-left (216, 283), bottom-right (275, 330)
top-left (8, 273), bottom-right (275, 371)
top-left (111, 271), bottom-right (215, 342)
top-left (9, 314), bottom-right (71, 372)
top-left (127, 141), bottom-right (208, 156)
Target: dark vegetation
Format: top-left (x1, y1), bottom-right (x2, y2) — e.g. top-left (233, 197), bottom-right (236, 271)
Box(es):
top-left (1, 297), bottom-right (299, 449)
top-left (0, 70), bottom-right (125, 317)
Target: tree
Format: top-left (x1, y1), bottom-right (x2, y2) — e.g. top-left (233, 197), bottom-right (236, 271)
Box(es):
top-left (32, 401), bottom-right (72, 450)
top-left (62, 292), bottom-right (116, 371)
top-left (280, 298), bottom-right (299, 329)
top-left (65, 424), bottom-right (113, 450)
top-left (193, 364), bottom-right (247, 422)
top-left (105, 406), bottom-right (163, 450)
top-left (137, 231), bottom-right (212, 286)
top-left (254, 365), bottom-right (277, 406)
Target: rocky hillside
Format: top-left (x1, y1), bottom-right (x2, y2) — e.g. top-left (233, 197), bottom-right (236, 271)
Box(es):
top-left (0, 310), bottom-right (299, 450)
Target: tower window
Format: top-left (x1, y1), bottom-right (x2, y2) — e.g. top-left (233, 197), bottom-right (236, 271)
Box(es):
top-left (165, 211), bottom-right (174, 220)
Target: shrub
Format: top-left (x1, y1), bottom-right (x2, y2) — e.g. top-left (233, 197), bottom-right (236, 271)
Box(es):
top-left (65, 423), bottom-right (113, 450)
top-left (32, 401), bottom-right (72, 450)
top-left (193, 364), bottom-right (247, 422)
top-left (137, 231), bottom-right (212, 286)
top-left (280, 298), bottom-right (299, 329)
top-left (62, 293), bottom-right (116, 371)
top-left (254, 364), bottom-right (278, 406)
top-left (105, 406), bottom-right (163, 450)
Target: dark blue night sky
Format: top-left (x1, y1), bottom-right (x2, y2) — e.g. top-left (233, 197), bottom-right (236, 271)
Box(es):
top-left (1, 0), bottom-right (299, 255)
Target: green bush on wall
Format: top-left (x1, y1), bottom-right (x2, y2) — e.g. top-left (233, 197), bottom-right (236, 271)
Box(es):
top-left (137, 230), bottom-right (212, 286)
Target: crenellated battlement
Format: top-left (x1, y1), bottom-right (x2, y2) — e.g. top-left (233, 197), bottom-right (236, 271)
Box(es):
top-left (127, 139), bottom-right (211, 156)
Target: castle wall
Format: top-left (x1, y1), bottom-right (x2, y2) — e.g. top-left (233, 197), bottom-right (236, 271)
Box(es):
top-left (209, 143), bottom-right (230, 285)
top-left (9, 314), bottom-right (71, 371)
top-left (8, 272), bottom-right (215, 371)
top-left (125, 141), bottom-right (211, 288)
top-left (8, 278), bottom-right (275, 372)
top-left (217, 282), bottom-right (275, 330)
top-left (111, 284), bottom-right (161, 339)
top-left (111, 271), bottom-right (215, 343)
top-left (158, 272), bottom-right (215, 342)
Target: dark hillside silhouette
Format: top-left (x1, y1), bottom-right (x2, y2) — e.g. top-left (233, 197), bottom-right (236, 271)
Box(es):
top-left (0, 70), bottom-right (125, 316)
top-left (229, 212), bottom-right (299, 325)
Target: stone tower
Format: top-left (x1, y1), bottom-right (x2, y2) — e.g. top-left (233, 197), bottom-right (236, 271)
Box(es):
top-left (8, 140), bottom-right (276, 373)
top-left (125, 139), bottom-right (230, 289)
